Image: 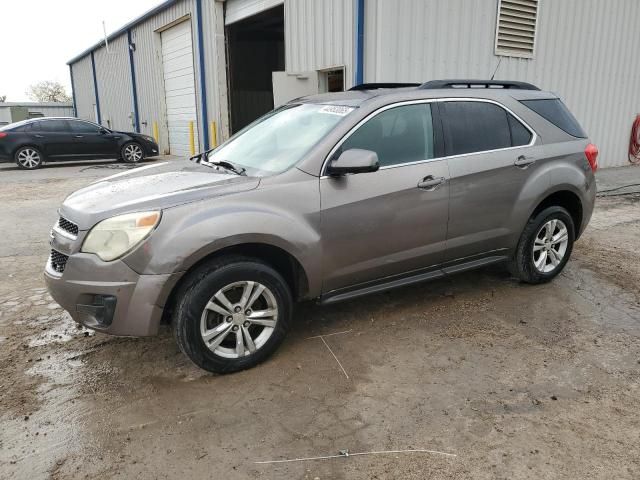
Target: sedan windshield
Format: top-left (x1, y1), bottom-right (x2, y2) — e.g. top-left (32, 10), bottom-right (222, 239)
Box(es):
top-left (206, 103), bottom-right (354, 175)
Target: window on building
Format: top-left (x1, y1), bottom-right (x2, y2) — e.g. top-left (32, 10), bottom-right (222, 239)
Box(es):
top-left (340, 104), bottom-right (434, 167)
top-left (495, 0), bottom-right (539, 58)
top-left (441, 101), bottom-right (531, 156)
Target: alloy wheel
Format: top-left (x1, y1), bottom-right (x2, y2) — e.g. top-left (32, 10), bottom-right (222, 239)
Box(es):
top-left (17, 148), bottom-right (41, 169)
top-left (123, 144), bottom-right (143, 162)
top-left (200, 281), bottom-right (278, 359)
top-left (532, 219), bottom-right (569, 273)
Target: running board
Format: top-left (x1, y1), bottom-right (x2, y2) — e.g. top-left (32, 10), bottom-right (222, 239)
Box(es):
top-left (319, 255), bottom-right (508, 305)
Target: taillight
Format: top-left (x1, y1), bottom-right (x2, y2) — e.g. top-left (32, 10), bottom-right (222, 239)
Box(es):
top-left (585, 143), bottom-right (598, 172)
top-left (0, 132), bottom-right (7, 139)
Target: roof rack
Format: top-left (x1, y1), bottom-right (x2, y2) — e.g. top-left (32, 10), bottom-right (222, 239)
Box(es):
top-left (349, 83), bottom-right (421, 91)
top-left (419, 79), bottom-right (540, 91)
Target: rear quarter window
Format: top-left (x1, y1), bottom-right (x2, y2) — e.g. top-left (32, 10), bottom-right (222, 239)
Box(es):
top-left (520, 99), bottom-right (586, 138)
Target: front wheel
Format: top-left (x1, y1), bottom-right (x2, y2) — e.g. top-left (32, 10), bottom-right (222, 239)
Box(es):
top-left (509, 206), bottom-right (575, 284)
top-left (121, 142), bottom-right (144, 163)
top-left (172, 256), bottom-right (293, 374)
top-left (15, 146), bottom-right (43, 169)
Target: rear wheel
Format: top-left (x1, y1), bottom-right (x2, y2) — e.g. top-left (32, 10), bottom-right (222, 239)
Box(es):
top-left (509, 206), bottom-right (575, 284)
top-left (15, 146), bottom-right (43, 170)
top-left (121, 142), bottom-right (144, 163)
top-left (173, 256), bottom-right (293, 374)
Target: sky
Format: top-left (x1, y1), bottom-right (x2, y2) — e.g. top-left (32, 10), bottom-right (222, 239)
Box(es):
top-left (0, 0), bottom-right (162, 102)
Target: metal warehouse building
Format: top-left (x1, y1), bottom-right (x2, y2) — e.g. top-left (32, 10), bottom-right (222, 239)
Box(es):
top-left (68, 0), bottom-right (640, 167)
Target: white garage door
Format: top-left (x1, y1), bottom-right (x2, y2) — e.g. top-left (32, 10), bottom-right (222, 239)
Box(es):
top-left (161, 20), bottom-right (198, 156)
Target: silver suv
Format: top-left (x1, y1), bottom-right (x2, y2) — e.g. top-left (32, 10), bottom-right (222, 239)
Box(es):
top-left (45, 80), bottom-right (598, 373)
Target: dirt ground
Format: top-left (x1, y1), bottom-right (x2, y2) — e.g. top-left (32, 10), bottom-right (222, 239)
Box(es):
top-left (0, 159), bottom-right (639, 479)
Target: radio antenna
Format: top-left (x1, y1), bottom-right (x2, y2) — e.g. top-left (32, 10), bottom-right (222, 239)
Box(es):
top-left (102, 20), bottom-right (110, 53)
top-left (490, 56), bottom-right (503, 81)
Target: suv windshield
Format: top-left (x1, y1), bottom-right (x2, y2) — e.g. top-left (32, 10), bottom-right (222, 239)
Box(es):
top-left (207, 103), bottom-right (354, 175)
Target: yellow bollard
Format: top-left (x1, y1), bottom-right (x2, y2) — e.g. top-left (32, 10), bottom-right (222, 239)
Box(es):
top-left (188, 121), bottom-right (195, 156)
top-left (152, 121), bottom-right (159, 143)
top-left (210, 121), bottom-right (218, 148)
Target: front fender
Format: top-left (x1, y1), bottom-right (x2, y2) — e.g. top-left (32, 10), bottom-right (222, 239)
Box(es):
top-left (123, 180), bottom-right (322, 296)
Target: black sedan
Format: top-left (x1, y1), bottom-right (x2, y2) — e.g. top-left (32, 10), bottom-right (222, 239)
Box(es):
top-left (0, 117), bottom-right (159, 169)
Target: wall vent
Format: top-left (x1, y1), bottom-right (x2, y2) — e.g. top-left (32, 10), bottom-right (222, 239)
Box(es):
top-left (495, 0), bottom-right (539, 58)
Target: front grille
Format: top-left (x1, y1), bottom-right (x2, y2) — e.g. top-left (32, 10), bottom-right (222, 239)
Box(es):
top-left (57, 216), bottom-right (79, 237)
top-left (50, 249), bottom-right (69, 274)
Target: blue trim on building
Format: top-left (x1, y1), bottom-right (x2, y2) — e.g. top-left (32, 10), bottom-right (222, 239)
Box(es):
top-left (354, 0), bottom-right (365, 86)
top-left (127, 29), bottom-right (141, 133)
top-left (68, 65), bottom-right (77, 117)
top-left (90, 51), bottom-right (102, 125)
top-left (195, 0), bottom-right (210, 151)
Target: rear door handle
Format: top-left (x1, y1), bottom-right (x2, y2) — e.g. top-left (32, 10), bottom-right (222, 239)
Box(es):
top-left (34, 134), bottom-right (44, 138)
top-left (417, 175), bottom-right (446, 190)
top-left (74, 135), bottom-right (84, 138)
top-left (514, 155), bottom-right (536, 167)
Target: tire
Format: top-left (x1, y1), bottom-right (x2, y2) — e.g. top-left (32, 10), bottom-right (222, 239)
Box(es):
top-left (172, 256), bottom-right (293, 374)
top-left (121, 142), bottom-right (144, 163)
top-left (15, 146), bottom-right (43, 170)
top-left (509, 206), bottom-right (575, 284)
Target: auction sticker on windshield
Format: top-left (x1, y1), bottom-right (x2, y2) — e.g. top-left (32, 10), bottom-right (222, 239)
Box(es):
top-left (319, 105), bottom-right (354, 116)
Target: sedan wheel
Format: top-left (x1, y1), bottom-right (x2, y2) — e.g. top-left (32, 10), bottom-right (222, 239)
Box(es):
top-left (15, 147), bottom-right (43, 169)
top-left (122, 143), bottom-right (144, 163)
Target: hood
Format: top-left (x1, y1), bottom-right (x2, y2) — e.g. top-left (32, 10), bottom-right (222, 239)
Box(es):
top-left (60, 160), bottom-right (260, 229)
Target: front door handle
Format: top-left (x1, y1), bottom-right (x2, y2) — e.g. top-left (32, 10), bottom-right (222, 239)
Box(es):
top-left (417, 175), bottom-right (446, 190)
top-left (74, 135), bottom-right (84, 138)
top-left (34, 134), bottom-right (44, 138)
top-left (514, 155), bottom-right (536, 168)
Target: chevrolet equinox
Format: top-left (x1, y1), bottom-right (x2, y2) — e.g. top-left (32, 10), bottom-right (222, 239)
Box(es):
top-left (45, 80), bottom-right (598, 373)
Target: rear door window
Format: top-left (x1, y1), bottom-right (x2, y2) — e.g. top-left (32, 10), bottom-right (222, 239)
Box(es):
top-left (440, 101), bottom-right (533, 155)
top-left (38, 120), bottom-right (71, 132)
top-left (520, 99), bottom-right (586, 138)
top-left (340, 104), bottom-right (435, 167)
top-left (440, 101), bottom-right (512, 156)
top-left (69, 120), bottom-right (102, 133)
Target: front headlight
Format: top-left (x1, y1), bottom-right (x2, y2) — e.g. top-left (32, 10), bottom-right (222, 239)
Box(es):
top-left (81, 211), bottom-right (161, 261)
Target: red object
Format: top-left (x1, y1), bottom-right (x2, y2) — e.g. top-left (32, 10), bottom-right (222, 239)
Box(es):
top-left (629, 115), bottom-right (640, 165)
top-left (0, 132), bottom-right (7, 139)
top-left (585, 143), bottom-right (599, 172)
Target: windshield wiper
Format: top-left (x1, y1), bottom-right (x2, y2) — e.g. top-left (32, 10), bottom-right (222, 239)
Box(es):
top-left (206, 159), bottom-right (246, 176)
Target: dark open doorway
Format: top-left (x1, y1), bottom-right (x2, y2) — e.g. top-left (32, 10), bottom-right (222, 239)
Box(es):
top-left (226, 5), bottom-right (284, 134)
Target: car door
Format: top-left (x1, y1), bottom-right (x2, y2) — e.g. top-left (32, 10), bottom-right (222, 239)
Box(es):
top-left (69, 120), bottom-right (118, 158)
top-left (320, 102), bottom-right (450, 293)
top-left (438, 99), bottom-right (541, 262)
top-left (34, 119), bottom-right (78, 159)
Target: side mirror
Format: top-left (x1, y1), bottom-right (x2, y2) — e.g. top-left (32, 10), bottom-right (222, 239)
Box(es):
top-left (99, 128), bottom-right (109, 134)
top-left (327, 149), bottom-right (380, 176)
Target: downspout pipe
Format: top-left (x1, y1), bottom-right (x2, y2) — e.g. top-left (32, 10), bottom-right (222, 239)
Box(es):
top-left (127, 29), bottom-right (141, 133)
top-left (354, 0), bottom-right (365, 86)
top-left (195, 0), bottom-right (210, 151)
top-left (90, 51), bottom-right (102, 125)
top-left (69, 65), bottom-right (77, 117)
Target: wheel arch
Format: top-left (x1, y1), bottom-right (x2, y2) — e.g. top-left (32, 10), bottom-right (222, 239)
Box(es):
top-left (160, 242), bottom-right (311, 325)
top-left (529, 189), bottom-right (583, 238)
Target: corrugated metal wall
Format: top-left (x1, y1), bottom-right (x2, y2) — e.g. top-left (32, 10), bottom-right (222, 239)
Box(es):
top-left (365, 0), bottom-right (640, 168)
top-left (70, 56), bottom-right (97, 121)
top-left (70, 0), bottom-right (230, 155)
top-left (285, 0), bottom-right (355, 88)
top-left (93, 34), bottom-right (135, 131)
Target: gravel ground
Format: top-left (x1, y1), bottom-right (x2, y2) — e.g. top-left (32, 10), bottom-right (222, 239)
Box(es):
top-left (0, 160), bottom-right (639, 479)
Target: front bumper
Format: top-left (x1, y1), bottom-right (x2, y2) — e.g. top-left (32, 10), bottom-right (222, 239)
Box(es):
top-left (44, 252), bottom-right (177, 337)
